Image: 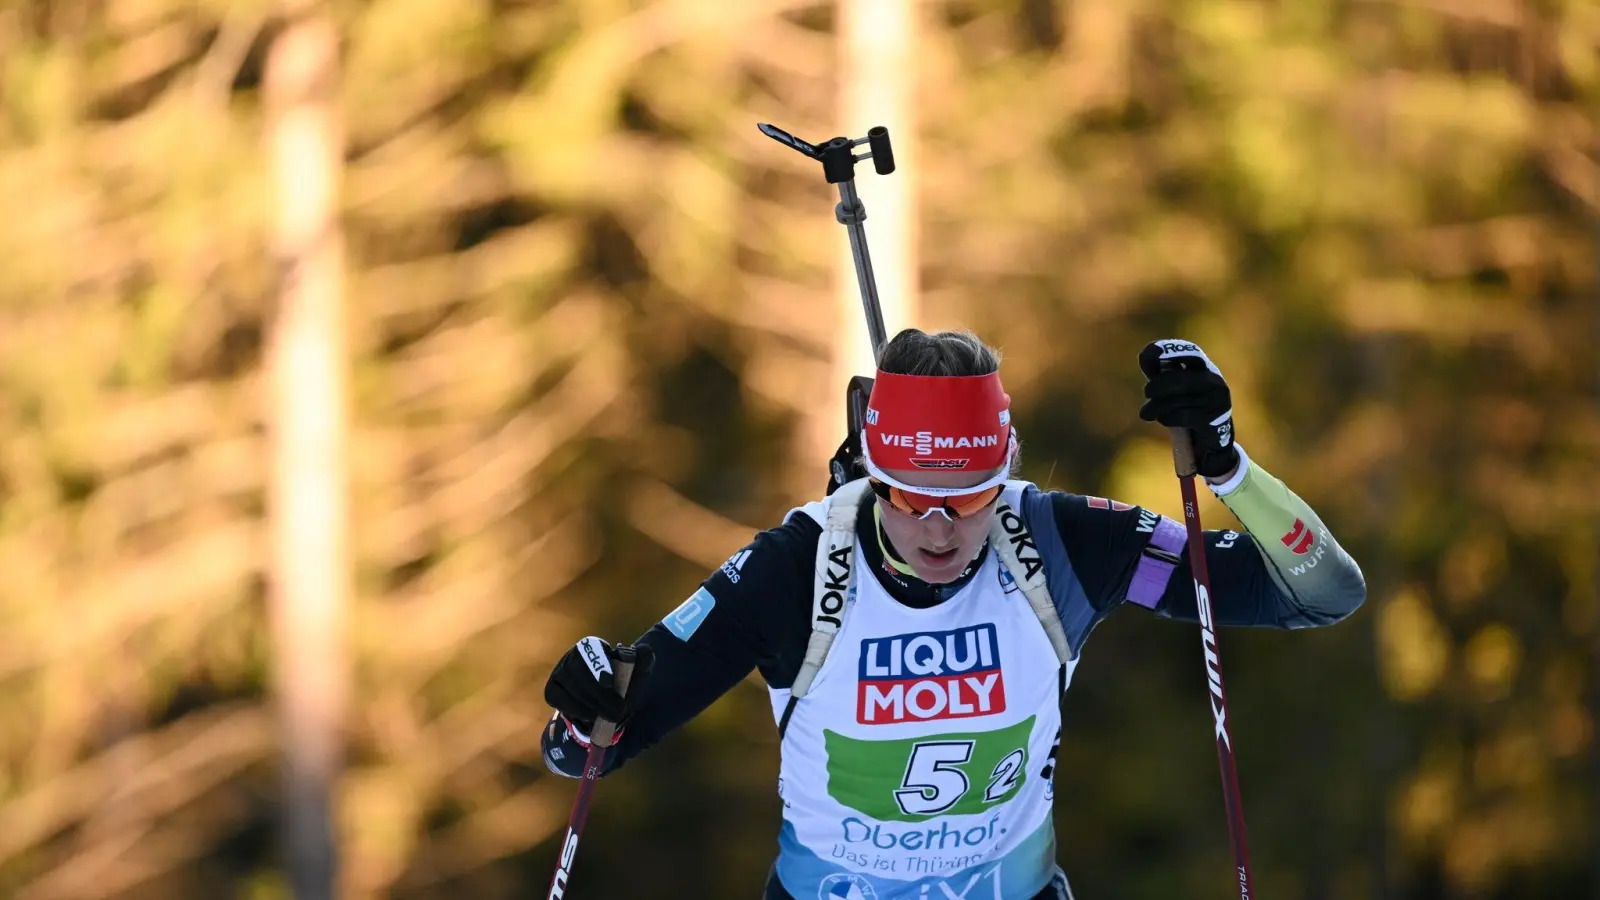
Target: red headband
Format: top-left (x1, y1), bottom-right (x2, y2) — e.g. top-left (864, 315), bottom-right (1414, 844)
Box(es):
top-left (862, 371), bottom-right (1012, 474)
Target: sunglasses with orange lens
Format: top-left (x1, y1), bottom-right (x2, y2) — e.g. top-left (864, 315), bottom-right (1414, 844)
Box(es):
top-left (869, 479), bottom-right (1003, 520)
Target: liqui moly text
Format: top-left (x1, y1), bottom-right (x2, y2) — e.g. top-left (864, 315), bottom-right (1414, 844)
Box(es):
top-left (857, 625), bottom-right (1006, 724)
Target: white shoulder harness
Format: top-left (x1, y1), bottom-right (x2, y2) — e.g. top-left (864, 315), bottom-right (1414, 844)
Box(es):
top-left (788, 479), bottom-right (1073, 700)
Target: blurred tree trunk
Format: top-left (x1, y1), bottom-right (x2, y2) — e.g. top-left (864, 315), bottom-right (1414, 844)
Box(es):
top-left (1591, 130), bottom-right (1600, 900)
top-left (832, 0), bottom-right (919, 420)
top-left (265, 3), bottom-right (349, 898)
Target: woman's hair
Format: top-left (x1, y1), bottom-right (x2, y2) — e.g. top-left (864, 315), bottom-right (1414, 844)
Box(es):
top-left (876, 328), bottom-right (1001, 378)
top-left (855, 328), bottom-right (1022, 478)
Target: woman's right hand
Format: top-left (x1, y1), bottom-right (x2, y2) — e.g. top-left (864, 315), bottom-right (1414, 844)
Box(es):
top-left (543, 637), bottom-right (653, 744)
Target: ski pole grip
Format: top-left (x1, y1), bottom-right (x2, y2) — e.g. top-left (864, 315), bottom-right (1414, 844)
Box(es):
top-left (589, 646), bottom-right (637, 749)
top-left (1168, 426), bottom-right (1199, 478)
top-left (867, 126), bottom-right (895, 174)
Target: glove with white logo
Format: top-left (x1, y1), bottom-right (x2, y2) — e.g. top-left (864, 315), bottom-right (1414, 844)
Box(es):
top-left (544, 637), bottom-right (654, 744)
top-left (1138, 339), bottom-right (1240, 480)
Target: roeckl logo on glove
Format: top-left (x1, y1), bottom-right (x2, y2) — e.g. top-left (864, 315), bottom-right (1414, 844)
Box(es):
top-left (1151, 338), bottom-right (1224, 378)
top-left (578, 637), bottom-right (612, 682)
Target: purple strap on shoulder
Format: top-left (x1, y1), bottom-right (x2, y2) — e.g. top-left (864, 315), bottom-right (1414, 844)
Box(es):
top-left (1127, 515), bottom-right (1185, 609)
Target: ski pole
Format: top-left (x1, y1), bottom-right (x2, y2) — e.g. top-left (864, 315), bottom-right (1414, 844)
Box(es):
top-left (1168, 427), bottom-right (1257, 899)
top-left (545, 645), bottom-right (637, 900)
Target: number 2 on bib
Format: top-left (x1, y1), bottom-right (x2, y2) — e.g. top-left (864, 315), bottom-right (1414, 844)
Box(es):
top-left (984, 748), bottom-right (1024, 802)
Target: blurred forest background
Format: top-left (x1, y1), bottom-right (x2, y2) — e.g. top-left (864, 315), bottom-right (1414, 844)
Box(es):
top-left (0, 0), bottom-right (1596, 898)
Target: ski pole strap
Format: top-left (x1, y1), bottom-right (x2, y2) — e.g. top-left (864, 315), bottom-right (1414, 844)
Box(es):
top-left (1126, 516), bottom-right (1185, 610)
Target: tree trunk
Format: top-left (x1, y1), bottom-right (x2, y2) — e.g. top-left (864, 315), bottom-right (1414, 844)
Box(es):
top-left (264, 3), bottom-right (348, 898)
top-left (1590, 128), bottom-right (1600, 900)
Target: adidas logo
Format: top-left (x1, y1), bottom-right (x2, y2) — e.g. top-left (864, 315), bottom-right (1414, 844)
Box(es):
top-left (720, 549), bottom-right (752, 583)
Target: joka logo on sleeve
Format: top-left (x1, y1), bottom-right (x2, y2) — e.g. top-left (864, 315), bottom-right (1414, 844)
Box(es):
top-left (856, 625), bottom-right (1005, 724)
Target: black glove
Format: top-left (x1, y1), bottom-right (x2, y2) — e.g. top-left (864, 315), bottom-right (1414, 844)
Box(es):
top-left (1138, 339), bottom-right (1240, 480)
top-left (544, 637), bottom-right (654, 739)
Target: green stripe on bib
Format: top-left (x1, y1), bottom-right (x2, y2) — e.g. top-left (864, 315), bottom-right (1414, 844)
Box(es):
top-left (823, 715), bottom-right (1035, 823)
